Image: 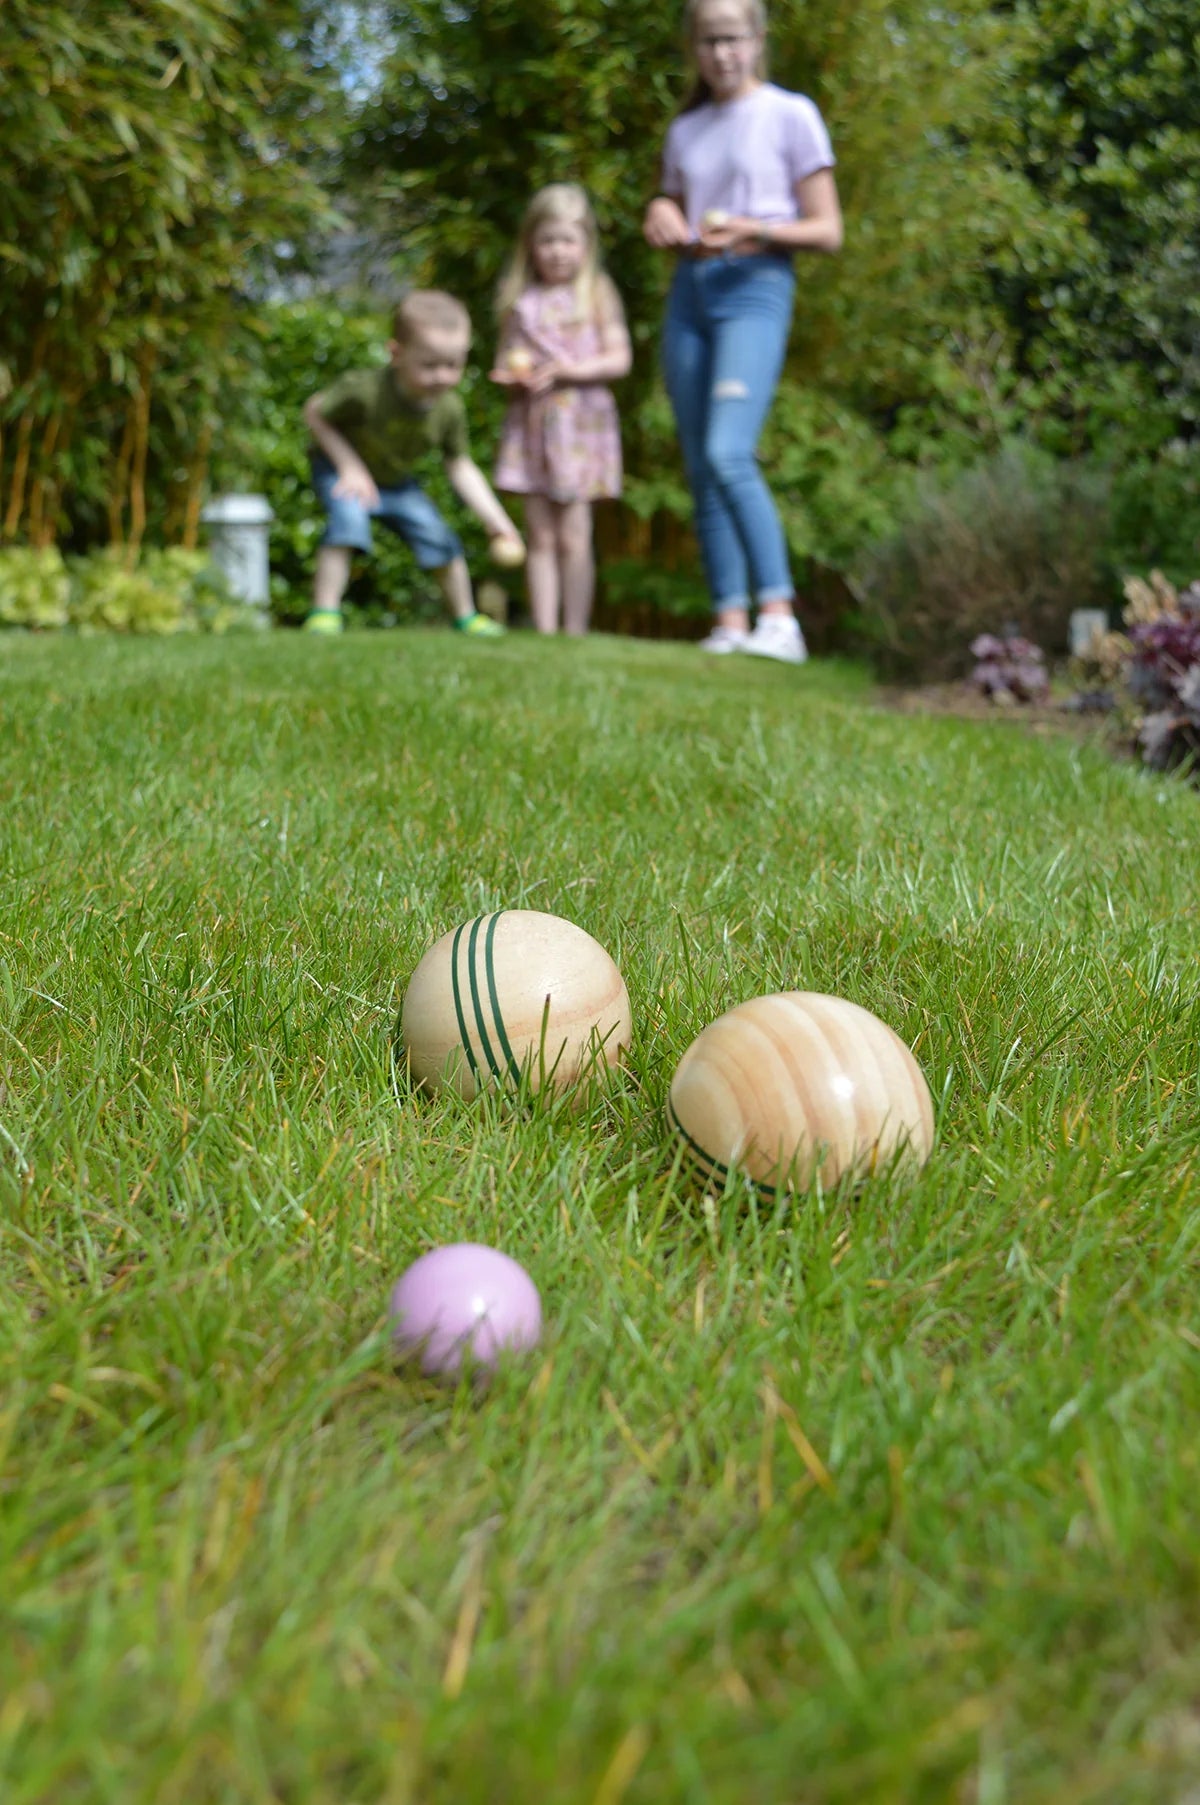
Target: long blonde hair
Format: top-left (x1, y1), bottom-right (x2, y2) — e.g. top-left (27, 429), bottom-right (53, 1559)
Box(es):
top-left (680, 0), bottom-right (768, 113)
top-left (496, 183), bottom-right (618, 327)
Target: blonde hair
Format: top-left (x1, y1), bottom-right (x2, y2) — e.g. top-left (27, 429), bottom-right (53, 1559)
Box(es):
top-left (680, 0), bottom-right (768, 113)
top-left (392, 290), bottom-right (471, 345)
top-left (496, 183), bottom-right (620, 327)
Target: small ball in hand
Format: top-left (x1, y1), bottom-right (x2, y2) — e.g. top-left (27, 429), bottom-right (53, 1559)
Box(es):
top-left (507, 348), bottom-right (534, 375)
top-left (490, 535), bottom-right (526, 568)
top-left (702, 209), bottom-right (729, 231)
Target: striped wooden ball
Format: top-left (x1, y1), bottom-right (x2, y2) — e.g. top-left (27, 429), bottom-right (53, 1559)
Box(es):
top-left (400, 909), bottom-right (632, 1100)
top-left (668, 992), bottom-right (934, 1193)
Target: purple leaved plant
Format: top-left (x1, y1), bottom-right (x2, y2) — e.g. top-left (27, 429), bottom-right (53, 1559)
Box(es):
top-left (1127, 605), bottom-right (1200, 769)
top-left (1126, 616), bottom-right (1200, 706)
top-left (969, 632), bottom-right (1049, 703)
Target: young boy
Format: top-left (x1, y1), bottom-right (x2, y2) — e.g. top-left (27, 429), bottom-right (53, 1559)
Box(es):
top-left (302, 290), bottom-right (525, 637)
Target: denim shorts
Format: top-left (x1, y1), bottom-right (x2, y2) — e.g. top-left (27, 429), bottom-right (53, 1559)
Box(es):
top-left (311, 454), bottom-right (463, 568)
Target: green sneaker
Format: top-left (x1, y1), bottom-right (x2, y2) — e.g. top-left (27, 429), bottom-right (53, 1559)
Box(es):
top-left (454, 611), bottom-right (505, 640)
top-left (304, 610), bottom-right (344, 636)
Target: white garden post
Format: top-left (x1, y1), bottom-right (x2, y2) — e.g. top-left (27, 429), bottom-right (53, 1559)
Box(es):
top-left (200, 494), bottom-right (274, 622)
top-left (1068, 608), bottom-right (1108, 658)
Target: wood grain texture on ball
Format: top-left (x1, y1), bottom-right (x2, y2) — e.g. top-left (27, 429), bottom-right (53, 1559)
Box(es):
top-left (400, 909), bottom-right (632, 1100)
top-left (489, 536), bottom-right (526, 568)
top-left (668, 992), bottom-right (934, 1192)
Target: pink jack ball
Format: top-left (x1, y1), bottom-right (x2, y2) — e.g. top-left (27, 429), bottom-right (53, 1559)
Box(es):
top-left (389, 1243), bottom-right (542, 1378)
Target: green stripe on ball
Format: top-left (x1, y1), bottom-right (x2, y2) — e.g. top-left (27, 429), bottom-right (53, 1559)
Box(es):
top-left (484, 911), bottom-right (522, 1084)
top-left (449, 920), bottom-right (481, 1085)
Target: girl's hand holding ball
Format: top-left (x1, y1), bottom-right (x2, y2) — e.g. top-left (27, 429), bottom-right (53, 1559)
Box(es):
top-left (526, 358), bottom-right (572, 396)
top-left (490, 347), bottom-right (537, 387)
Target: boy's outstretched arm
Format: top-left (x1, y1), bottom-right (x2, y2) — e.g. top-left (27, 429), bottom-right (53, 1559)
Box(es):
top-left (303, 395), bottom-right (380, 508)
top-left (444, 455), bottom-right (522, 545)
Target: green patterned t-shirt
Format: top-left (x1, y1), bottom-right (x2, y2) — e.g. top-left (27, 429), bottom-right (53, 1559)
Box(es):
top-left (311, 367), bottom-right (469, 486)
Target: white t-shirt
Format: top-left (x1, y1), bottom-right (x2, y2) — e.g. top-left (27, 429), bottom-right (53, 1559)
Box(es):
top-left (661, 82), bottom-right (835, 237)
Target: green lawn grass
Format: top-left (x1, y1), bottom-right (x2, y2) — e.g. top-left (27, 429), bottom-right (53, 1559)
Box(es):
top-left (2, 630), bottom-right (1199, 1805)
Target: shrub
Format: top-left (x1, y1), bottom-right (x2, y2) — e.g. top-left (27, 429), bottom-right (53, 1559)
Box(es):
top-left (593, 555), bottom-right (710, 639)
top-left (70, 550), bottom-right (188, 635)
top-left (598, 557), bottom-right (707, 620)
top-left (0, 546), bottom-right (246, 635)
top-left (1122, 571), bottom-right (1200, 771)
top-left (139, 549), bottom-right (247, 634)
top-left (0, 547), bottom-right (70, 629)
top-left (968, 632), bottom-right (1049, 703)
top-left (1108, 444), bottom-right (1200, 586)
top-left (853, 444), bottom-right (1115, 681)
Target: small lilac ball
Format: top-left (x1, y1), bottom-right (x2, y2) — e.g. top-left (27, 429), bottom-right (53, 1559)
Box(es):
top-left (389, 1243), bottom-right (542, 1378)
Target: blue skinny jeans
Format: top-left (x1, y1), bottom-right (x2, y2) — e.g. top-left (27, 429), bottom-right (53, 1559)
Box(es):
top-left (662, 253), bottom-right (796, 614)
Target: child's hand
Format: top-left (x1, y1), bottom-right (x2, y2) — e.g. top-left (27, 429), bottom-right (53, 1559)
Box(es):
top-left (490, 347), bottom-right (537, 388)
top-left (526, 359), bottom-right (572, 395)
top-left (332, 463), bottom-right (380, 509)
top-left (489, 367), bottom-right (539, 391)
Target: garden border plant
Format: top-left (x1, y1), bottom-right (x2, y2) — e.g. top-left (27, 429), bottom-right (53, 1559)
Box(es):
top-left (0, 546), bottom-right (248, 636)
top-left (1070, 570), bottom-right (1200, 776)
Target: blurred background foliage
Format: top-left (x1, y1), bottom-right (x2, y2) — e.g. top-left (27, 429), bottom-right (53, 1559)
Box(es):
top-left (2, 0), bottom-right (1198, 669)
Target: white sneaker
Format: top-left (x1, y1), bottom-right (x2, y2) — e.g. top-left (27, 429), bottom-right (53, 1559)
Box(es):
top-left (698, 623), bottom-right (752, 654)
top-left (743, 613), bottom-right (808, 664)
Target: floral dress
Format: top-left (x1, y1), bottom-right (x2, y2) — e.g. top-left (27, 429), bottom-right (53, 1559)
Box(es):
top-left (494, 283), bottom-right (623, 503)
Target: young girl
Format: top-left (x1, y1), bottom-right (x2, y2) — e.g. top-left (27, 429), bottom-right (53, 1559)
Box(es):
top-left (643, 0), bottom-right (843, 662)
top-left (491, 184), bottom-right (632, 636)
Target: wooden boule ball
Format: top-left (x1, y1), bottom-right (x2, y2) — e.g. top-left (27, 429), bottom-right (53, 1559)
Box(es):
top-left (400, 909), bottom-right (632, 1100)
top-left (506, 347), bottom-right (535, 375)
top-left (668, 992), bottom-right (934, 1193)
top-left (489, 535), bottom-right (526, 568)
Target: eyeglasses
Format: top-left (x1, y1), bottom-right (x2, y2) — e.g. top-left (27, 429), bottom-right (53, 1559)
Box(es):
top-left (697, 32), bottom-right (757, 50)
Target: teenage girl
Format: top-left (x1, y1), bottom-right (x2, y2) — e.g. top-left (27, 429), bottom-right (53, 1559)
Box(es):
top-left (492, 183), bottom-right (632, 636)
top-left (643, 0), bottom-right (843, 662)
